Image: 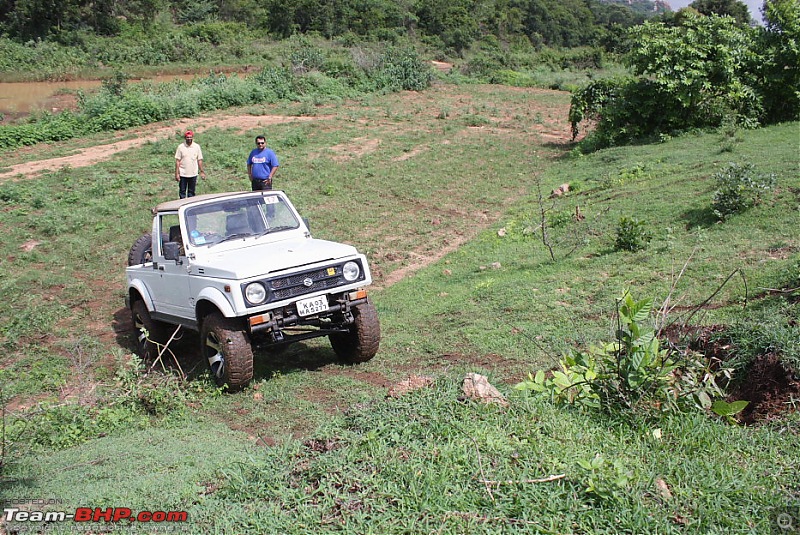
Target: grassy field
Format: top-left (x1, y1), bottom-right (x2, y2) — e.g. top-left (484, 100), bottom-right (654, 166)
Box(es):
top-left (0, 84), bottom-right (798, 533)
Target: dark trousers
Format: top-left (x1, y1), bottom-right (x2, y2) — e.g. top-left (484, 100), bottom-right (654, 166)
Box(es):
top-left (251, 179), bottom-right (272, 191)
top-left (179, 176), bottom-right (197, 198)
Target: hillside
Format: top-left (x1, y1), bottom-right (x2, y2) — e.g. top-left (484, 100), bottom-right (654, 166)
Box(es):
top-left (0, 84), bottom-right (798, 534)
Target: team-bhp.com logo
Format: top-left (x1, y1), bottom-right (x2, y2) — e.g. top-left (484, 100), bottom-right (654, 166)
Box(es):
top-left (4, 506), bottom-right (188, 524)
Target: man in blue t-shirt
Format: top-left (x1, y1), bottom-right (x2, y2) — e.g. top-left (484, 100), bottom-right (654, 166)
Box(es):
top-left (247, 135), bottom-right (280, 191)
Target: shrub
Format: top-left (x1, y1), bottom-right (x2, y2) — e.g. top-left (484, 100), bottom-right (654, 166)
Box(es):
top-left (371, 45), bottom-right (433, 92)
top-left (515, 290), bottom-right (734, 415)
top-left (614, 217), bottom-right (652, 252)
top-left (251, 66), bottom-right (299, 100)
top-left (711, 162), bottom-right (776, 220)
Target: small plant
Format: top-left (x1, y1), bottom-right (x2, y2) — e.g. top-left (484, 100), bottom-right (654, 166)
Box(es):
top-left (711, 399), bottom-right (749, 424)
top-left (463, 113), bottom-right (491, 127)
top-left (711, 162), bottom-right (776, 221)
top-left (615, 217), bottom-right (652, 252)
top-left (577, 453), bottom-right (632, 503)
top-left (101, 70), bottom-right (129, 98)
top-left (516, 290), bottom-right (734, 415)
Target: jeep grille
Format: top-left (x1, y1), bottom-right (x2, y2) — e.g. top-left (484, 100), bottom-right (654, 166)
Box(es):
top-left (270, 268), bottom-right (345, 300)
top-left (241, 260), bottom-right (365, 308)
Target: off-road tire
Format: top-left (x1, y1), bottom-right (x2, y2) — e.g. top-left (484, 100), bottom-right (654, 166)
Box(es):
top-left (128, 233), bottom-right (154, 266)
top-left (329, 301), bottom-right (381, 363)
top-left (201, 313), bottom-right (254, 391)
top-left (131, 300), bottom-right (169, 362)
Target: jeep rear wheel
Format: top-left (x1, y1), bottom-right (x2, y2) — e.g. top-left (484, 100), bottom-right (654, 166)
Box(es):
top-left (329, 302), bottom-right (380, 363)
top-left (131, 300), bottom-right (169, 362)
top-left (201, 313), bottom-right (254, 391)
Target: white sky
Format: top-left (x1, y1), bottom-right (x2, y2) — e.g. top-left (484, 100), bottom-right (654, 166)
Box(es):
top-left (665, 0), bottom-right (765, 23)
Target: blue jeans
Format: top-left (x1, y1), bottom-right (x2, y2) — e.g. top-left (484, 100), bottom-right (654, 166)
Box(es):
top-left (179, 176), bottom-right (197, 198)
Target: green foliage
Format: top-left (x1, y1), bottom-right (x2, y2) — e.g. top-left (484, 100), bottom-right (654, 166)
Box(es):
top-left (711, 399), bottom-right (749, 424)
top-left (181, 21), bottom-right (251, 45)
top-left (4, 354), bottom-right (196, 451)
top-left (286, 35), bottom-right (326, 74)
top-left (0, 42), bottom-right (431, 150)
top-left (752, 0), bottom-right (800, 123)
top-left (0, 37), bottom-right (90, 79)
top-left (372, 45), bottom-right (433, 92)
top-left (690, 0), bottom-right (752, 24)
top-left (516, 290), bottom-right (733, 415)
top-left (569, 12), bottom-right (799, 150)
top-left (577, 453), bottom-right (633, 503)
top-left (8, 402), bottom-right (142, 450)
top-left (100, 70), bottom-right (129, 97)
top-left (614, 217), bottom-right (652, 252)
top-left (711, 162), bottom-right (776, 220)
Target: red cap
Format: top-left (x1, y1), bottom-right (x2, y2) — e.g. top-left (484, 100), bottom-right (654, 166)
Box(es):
top-left (184, 130), bottom-right (193, 137)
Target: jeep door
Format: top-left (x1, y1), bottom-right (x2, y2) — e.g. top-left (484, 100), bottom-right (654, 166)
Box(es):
top-left (149, 214), bottom-right (193, 321)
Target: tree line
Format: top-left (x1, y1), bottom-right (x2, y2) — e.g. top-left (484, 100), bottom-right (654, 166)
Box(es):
top-left (0, 0), bottom-right (671, 51)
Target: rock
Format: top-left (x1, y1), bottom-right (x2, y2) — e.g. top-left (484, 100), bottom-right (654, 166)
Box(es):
top-left (461, 373), bottom-right (508, 406)
top-left (550, 183), bottom-right (570, 197)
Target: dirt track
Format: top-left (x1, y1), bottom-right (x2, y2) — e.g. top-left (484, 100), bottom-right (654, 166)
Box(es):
top-left (0, 114), bottom-right (325, 181)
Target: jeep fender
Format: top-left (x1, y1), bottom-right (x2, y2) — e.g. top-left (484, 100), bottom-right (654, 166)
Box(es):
top-left (128, 279), bottom-right (156, 311)
top-left (195, 287), bottom-right (237, 319)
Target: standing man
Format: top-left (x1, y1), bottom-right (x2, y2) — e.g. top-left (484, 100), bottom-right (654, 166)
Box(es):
top-left (247, 135), bottom-right (279, 191)
top-left (175, 130), bottom-right (205, 198)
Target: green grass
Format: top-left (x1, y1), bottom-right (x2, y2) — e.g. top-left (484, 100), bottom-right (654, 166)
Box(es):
top-left (0, 85), bottom-right (798, 533)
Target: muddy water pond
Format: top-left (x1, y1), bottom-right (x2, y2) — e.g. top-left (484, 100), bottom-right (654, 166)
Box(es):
top-left (0, 74), bottom-right (198, 115)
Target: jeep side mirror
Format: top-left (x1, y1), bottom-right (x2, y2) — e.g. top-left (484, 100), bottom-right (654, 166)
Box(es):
top-left (303, 217), bottom-right (310, 231)
top-left (163, 241), bottom-right (182, 261)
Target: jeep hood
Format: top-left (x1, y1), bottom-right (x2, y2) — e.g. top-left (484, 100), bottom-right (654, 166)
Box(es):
top-left (190, 238), bottom-right (361, 280)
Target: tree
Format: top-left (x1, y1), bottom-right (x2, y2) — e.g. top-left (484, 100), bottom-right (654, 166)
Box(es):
top-left (522, 0), bottom-right (598, 47)
top-left (690, 0), bottom-right (752, 25)
top-left (415, 0), bottom-right (480, 54)
top-left (570, 12), bottom-right (763, 149)
top-left (752, 0), bottom-right (800, 121)
top-left (763, 0), bottom-right (800, 33)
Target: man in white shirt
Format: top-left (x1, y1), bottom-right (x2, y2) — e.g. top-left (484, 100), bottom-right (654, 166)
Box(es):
top-left (175, 130), bottom-right (206, 198)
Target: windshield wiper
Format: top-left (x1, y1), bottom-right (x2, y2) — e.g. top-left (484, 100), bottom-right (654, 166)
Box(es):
top-left (255, 225), bottom-right (296, 238)
top-left (210, 233), bottom-right (251, 246)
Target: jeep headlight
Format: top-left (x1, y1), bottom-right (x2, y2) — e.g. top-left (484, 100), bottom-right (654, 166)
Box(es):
top-left (245, 282), bottom-right (267, 304)
top-left (342, 261), bottom-right (360, 282)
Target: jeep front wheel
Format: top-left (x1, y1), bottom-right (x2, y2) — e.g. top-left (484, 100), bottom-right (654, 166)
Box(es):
top-left (329, 302), bottom-right (380, 363)
top-left (131, 300), bottom-right (169, 362)
top-left (201, 313), bottom-right (254, 391)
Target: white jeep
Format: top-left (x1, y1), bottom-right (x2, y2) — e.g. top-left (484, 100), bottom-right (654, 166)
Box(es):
top-left (125, 191), bottom-right (380, 391)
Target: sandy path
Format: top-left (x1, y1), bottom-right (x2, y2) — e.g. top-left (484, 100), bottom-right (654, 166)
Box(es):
top-left (0, 114), bottom-right (325, 180)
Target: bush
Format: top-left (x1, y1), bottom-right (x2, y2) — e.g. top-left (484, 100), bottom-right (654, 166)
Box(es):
top-left (516, 290), bottom-right (734, 415)
top-left (570, 14), bottom-right (776, 150)
top-left (614, 217), bottom-right (652, 252)
top-left (371, 45), bottom-right (432, 92)
top-left (711, 162), bottom-right (776, 220)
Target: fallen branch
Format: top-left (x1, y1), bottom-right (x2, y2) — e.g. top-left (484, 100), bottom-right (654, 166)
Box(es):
top-left (440, 510), bottom-right (542, 527)
top-left (150, 325), bottom-right (186, 379)
top-left (469, 436), bottom-right (495, 502)
top-left (480, 474), bottom-right (566, 486)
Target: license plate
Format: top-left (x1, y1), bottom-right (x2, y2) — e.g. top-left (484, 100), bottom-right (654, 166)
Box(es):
top-left (296, 295), bottom-right (329, 317)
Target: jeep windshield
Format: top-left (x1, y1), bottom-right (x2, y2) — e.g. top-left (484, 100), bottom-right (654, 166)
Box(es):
top-left (184, 194), bottom-right (300, 247)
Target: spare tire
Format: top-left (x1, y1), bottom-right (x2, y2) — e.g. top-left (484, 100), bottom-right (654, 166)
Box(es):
top-left (128, 233), bottom-right (154, 266)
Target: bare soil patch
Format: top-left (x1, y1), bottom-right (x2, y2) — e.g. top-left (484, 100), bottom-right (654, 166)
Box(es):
top-left (668, 324), bottom-right (799, 424)
top-left (0, 114), bottom-right (327, 181)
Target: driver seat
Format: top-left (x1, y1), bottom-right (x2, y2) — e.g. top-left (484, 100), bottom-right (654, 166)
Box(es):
top-left (225, 213), bottom-right (250, 236)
